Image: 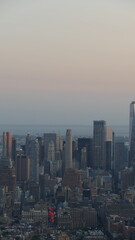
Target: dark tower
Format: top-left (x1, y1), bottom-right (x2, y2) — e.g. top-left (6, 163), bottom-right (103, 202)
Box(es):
top-left (93, 120), bottom-right (106, 169)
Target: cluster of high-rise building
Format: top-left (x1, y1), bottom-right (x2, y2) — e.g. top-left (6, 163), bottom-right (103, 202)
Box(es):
top-left (1, 102), bottom-right (135, 239)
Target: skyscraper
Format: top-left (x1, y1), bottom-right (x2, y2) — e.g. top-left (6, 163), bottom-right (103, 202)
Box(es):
top-left (115, 142), bottom-right (127, 172)
top-left (44, 133), bottom-right (62, 175)
top-left (12, 137), bottom-right (16, 164)
top-left (44, 133), bottom-right (61, 162)
top-left (129, 101), bottom-right (135, 166)
top-left (93, 121), bottom-right (106, 169)
top-left (0, 155), bottom-right (16, 192)
top-left (3, 132), bottom-right (13, 160)
top-left (78, 138), bottom-right (93, 168)
top-left (106, 126), bottom-right (114, 171)
top-left (16, 155), bottom-right (30, 182)
top-left (65, 129), bottom-right (72, 170)
top-left (26, 138), bottom-right (39, 183)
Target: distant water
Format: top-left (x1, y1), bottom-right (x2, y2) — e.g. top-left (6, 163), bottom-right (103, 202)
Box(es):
top-left (0, 124), bottom-right (129, 137)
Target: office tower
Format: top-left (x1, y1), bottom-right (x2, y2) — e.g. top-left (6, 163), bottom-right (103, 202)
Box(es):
top-left (47, 141), bottom-right (57, 177)
top-left (44, 133), bottom-right (62, 176)
top-left (78, 138), bottom-right (93, 168)
top-left (72, 140), bottom-right (77, 156)
top-left (80, 147), bottom-right (87, 169)
top-left (3, 132), bottom-right (12, 159)
top-left (48, 141), bottom-right (55, 162)
top-left (0, 158), bottom-right (16, 192)
top-left (106, 126), bottom-right (113, 141)
top-left (26, 138), bottom-right (39, 183)
top-left (106, 141), bottom-right (112, 171)
top-left (12, 137), bottom-right (16, 165)
top-left (129, 101), bottom-right (135, 166)
top-left (93, 120), bottom-right (106, 169)
top-left (72, 140), bottom-right (78, 168)
top-left (0, 167), bottom-right (16, 192)
top-left (65, 129), bottom-right (72, 170)
top-left (25, 133), bottom-right (32, 155)
top-left (44, 133), bottom-right (61, 162)
top-left (16, 155), bottom-right (30, 182)
top-left (115, 142), bottom-right (128, 172)
top-left (36, 137), bottom-right (44, 166)
top-left (106, 126), bottom-right (113, 171)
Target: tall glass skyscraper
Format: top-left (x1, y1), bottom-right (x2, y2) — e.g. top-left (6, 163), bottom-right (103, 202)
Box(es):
top-left (93, 120), bottom-right (106, 169)
top-left (3, 132), bottom-right (13, 160)
top-left (65, 129), bottom-right (72, 170)
top-left (129, 101), bottom-right (135, 166)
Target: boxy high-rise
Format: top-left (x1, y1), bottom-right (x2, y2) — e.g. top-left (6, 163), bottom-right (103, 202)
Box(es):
top-left (93, 121), bottom-right (106, 169)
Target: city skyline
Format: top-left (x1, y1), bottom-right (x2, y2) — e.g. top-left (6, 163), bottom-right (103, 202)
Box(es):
top-left (0, 103), bottom-right (134, 238)
top-left (1, 0), bottom-right (135, 125)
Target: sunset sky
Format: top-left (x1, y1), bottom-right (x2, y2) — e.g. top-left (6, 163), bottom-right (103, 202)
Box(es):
top-left (0, 0), bottom-right (135, 125)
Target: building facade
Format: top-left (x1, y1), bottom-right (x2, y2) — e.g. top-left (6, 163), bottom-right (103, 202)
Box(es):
top-left (3, 132), bottom-right (13, 160)
top-left (93, 121), bottom-right (106, 169)
top-left (65, 129), bottom-right (72, 170)
top-left (129, 101), bottom-right (135, 166)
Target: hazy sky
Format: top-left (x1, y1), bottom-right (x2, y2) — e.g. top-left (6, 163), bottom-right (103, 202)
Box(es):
top-left (0, 0), bottom-right (135, 125)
